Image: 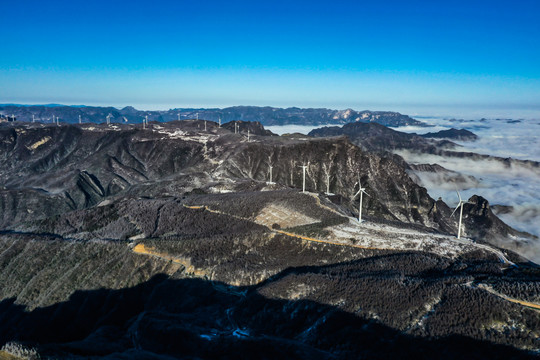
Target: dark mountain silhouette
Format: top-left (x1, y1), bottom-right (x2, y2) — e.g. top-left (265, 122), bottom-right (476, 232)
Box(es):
top-left (420, 128), bottom-right (478, 141)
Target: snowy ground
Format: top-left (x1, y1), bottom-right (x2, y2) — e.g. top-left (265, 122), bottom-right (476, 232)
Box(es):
top-left (328, 218), bottom-right (476, 259)
top-left (250, 194), bottom-right (513, 265)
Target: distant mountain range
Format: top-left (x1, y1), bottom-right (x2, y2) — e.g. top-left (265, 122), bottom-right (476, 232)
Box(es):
top-left (0, 104), bottom-right (426, 127)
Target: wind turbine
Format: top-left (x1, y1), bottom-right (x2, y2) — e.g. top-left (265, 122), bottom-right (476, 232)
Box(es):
top-left (326, 172), bottom-right (331, 195)
top-left (247, 129), bottom-right (250, 142)
top-left (299, 163), bottom-right (308, 193)
top-left (218, 116), bottom-right (221, 127)
top-left (268, 165), bottom-right (274, 184)
top-left (177, 113), bottom-right (180, 121)
top-left (451, 190), bottom-right (474, 239)
top-left (32, 114), bottom-right (35, 123)
top-left (79, 114), bottom-right (82, 124)
top-left (204, 120), bottom-right (207, 131)
top-left (353, 177), bottom-right (369, 222)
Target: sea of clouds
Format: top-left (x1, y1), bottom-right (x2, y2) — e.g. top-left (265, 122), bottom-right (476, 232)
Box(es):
top-left (268, 116), bottom-right (540, 261)
top-left (392, 117), bottom-right (540, 162)
top-left (394, 116), bottom-right (540, 262)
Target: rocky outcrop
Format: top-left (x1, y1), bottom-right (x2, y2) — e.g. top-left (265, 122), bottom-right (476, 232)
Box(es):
top-left (462, 195), bottom-right (532, 241)
top-left (420, 128), bottom-right (478, 141)
top-left (309, 121), bottom-right (455, 154)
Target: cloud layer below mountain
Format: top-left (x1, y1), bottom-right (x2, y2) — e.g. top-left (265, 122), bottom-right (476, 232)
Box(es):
top-left (394, 116), bottom-right (540, 262)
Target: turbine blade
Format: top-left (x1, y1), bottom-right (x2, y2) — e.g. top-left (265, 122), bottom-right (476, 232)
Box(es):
top-left (456, 189), bottom-right (462, 202)
top-left (362, 190), bottom-right (370, 197)
top-left (450, 204), bottom-right (460, 217)
top-left (353, 190), bottom-right (361, 198)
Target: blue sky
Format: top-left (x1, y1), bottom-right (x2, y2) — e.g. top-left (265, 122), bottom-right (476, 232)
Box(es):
top-left (1, 0), bottom-right (540, 115)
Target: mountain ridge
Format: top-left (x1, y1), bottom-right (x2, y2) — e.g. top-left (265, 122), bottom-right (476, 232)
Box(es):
top-left (0, 104), bottom-right (426, 127)
top-left (0, 120), bottom-right (539, 358)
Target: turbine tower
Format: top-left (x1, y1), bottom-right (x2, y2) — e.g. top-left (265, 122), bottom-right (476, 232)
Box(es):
top-left (247, 129), bottom-right (250, 142)
top-left (204, 120), bottom-right (207, 131)
top-left (218, 116), bottom-right (221, 127)
top-left (79, 114), bottom-right (82, 124)
top-left (353, 177), bottom-right (369, 222)
top-left (32, 114), bottom-right (35, 123)
top-left (177, 113), bottom-right (180, 121)
top-left (299, 163), bottom-right (308, 193)
top-left (268, 165), bottom-right (274, 184)
top-left (326, 172), bottom-right (331, 195)
top-left (451, 190), bottom-right (474, 239)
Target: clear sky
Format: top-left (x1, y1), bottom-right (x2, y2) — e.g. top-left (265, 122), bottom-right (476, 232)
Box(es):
top-left (1, 0), bottom-right (540, 116)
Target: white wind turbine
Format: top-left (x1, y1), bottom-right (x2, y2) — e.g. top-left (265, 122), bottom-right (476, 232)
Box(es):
top-left (326, 172), bottom-right (331, 195)
top-left (143, 115), bottom-right (148, 129)
top-left (298, 163), bottom-right (308, 193)
top-left (218, 116), bottom-right (221, 127)
top-left (79, 114), bottom-right (82, 124)
top-left (451, 190), bottom-right (474, 239)
top-left (268, 165), bottom-right (274, 184)
top-left (353, 176), bottom-right (369, 223)
top-left (324, 163), bottom-right (333, 195)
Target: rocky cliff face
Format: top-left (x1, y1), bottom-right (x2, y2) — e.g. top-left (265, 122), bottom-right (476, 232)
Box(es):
top-left (0, 122), bottom-right (526, 243)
